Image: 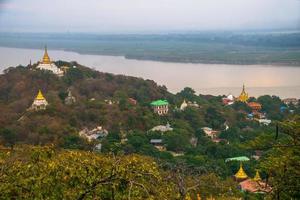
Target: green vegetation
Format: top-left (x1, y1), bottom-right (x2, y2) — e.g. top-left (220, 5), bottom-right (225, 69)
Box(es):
top-left (1, 32), bottom-right (300, 65)
top-left (0, 62), bottom-right (300, 199)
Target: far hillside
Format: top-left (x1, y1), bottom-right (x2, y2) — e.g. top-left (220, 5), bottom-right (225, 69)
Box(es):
top-left (1, 31), bottom-right (300, 65)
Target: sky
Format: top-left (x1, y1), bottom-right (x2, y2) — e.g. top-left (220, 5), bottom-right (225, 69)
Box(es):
top-left (0, 0), bottom-right (299, 33)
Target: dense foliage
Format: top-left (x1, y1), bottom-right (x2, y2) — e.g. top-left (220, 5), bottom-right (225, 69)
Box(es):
top-left (0, 145), bottom-right (242, 199)
top-left (0, 62), bottom-right (299, 199)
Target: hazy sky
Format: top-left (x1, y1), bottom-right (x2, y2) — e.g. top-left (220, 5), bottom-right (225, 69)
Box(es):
top-left (0, 0), bottom-right (299, 33)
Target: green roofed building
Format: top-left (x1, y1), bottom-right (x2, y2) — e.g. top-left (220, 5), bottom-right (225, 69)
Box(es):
top-left (150, 100), bottom-right (169, 115)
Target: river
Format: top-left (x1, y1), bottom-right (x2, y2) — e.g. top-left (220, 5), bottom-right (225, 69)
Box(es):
top-left (0, 47), bottom-right (299, 98)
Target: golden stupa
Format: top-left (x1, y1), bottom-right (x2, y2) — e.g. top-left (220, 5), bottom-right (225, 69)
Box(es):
top-left (42, 46), bottom-right (51, 64)
top-left (253, 170), bottom-right (262, 181)
top-left (238, 84), bottom-right (249, 103)
top-left (235, 163), bottom-right (248, 180)
top-left (36, 89), bottom-right (46, 100)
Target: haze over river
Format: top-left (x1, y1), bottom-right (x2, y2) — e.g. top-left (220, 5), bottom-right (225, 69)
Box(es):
top-left (1, 47), bottom-right (300, 98)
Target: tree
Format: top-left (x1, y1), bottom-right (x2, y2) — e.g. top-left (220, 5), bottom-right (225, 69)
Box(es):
top-left (0, 128), bottom-right (17, 149)
top-left (260, 116), bottom-right (300, 199)
top-left (0, 146), bottom-right (177, 199)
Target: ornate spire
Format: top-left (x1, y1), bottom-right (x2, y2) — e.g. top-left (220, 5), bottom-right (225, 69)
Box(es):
top-left (36, 89), bottom-right (45, 100)
top-left (253, 170), bottom-right (262, 181)
top-left (42, 46), bottom-right (51, 64)
top-left (235, 163), bottom-right (248, 180)
top-left (238, 84), bottom-right (249, 103)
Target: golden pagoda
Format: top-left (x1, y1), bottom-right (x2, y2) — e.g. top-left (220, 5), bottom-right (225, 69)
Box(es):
top-left (36, 89), bottom-right (46, 100)
top-left (238, 84), bottom-right (249, 103)
top-left (42, 46), bottom-right (51, 64)
top-left (235, 163), bottom-right (248, 180)
top-left (253, 170), bottom-right (262, 181)
top-left (36, 46), bottom-right (64, 76)
top-left (29, 89), bottom-right (48, 111)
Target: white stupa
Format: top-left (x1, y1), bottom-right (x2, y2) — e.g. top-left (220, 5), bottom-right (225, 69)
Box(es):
top-left (180, 99), bottom-right (188, 111)
top-left (36, 46), bottom-right (64, 76)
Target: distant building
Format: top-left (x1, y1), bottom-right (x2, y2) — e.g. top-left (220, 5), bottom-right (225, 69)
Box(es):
top-left (258, 119), bottom-right (272, 126)
top-left (180, 99), bottom-right (200, 111)
top-left (247, 102), bottom-right (262, 111)
top-left (237, 84), bottom-right (249, 103)
top-left (150, 139), bottom-right (165, 151)
top-left (150, 122), bottom-right (173, 132)
top-left (150, 100), bottom-right (169, 115)
top-left (36, 46), bottom-right (64, 76)
top-left (222, 94), bottom-right (235, 105)
top-left (180, 99), bottom-right (188, 111)
top-left (201, 127), bottom-right (219, 139)
top-left (64, 89), bottom-right (76, 105)
top-left (128, 98), bottom-right (137, 105)
top-left (79, 126), bottom-right (108, 142)
top-left (29, 90), bottom-right (48, 111)
top-left (212, 138), bottom-right (228, 144)
top-left (283, 98), bottom-right (299, 106)
top-left (239, 170), bottom-right (272, 193)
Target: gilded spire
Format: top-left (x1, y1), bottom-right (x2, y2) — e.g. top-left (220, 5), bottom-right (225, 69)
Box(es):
top-left (253, 170), bottom-right (262, 181)
top-left (42, 46), bottom-right (51, 64)
top-left (36, 89), bottom-right (45, 100)
top-left (238, 84), bottom-right (249, 103)
top-left (235, 163), bottom-right (248, 180)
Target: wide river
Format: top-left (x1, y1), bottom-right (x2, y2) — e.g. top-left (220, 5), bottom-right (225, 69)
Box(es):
top-left (0, 47), bottom-right (300, 98)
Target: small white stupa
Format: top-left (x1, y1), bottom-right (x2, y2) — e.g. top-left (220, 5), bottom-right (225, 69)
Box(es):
top-left (29, 90), bottom-right (48, 111)
top-left (64, 89), bottom-right (76, 105)
top-left (36, 46), bottom-right (64, 76)
top-left (180, 99), bottom-right (188, 111)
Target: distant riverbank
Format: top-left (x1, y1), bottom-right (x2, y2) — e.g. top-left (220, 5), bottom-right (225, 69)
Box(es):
top-left (1, 32), bottom-right (300, 66)
top-left (1, 47), bottom-right (300, 98)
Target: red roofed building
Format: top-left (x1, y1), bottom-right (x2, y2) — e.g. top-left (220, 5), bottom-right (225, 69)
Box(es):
top-left (239, 179), bottom-right (272, 193)
top-left (247, 102), bottom-right (262, 111)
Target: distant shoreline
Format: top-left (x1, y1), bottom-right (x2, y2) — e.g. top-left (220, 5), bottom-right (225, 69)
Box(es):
top-left (1, 45), bottom-right (300, 67)
top-left (1, 32), bottom-right (300, 66)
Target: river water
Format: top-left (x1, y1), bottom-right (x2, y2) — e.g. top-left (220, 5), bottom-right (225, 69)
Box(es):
top-left (0, 47), bottom-right (299, 98)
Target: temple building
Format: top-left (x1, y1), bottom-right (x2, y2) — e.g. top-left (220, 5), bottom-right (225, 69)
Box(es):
top-left (222, 94), bottom-right (235, 106)
top-left (247, 102), bottom-right (262, 111)
top-left (150, 100), bottom-right (169, 115)
top-left (234, 165), bottom-right (272, 193)
top-left (64, 89), bottom-right (76, 105)
top-left (29, 90), bottom-right (48, 111)
top-left (237, 84), bottom-right (249, 103)
top-left (36, 47), bottom-right (64, 76)
top-left (180, 99), bottom-right (199, 111)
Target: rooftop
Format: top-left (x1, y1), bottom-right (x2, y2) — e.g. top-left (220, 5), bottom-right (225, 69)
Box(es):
top-left (150, 99), bottom-right (169, 106)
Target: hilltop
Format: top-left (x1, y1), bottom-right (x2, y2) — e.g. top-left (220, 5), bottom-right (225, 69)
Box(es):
top-left (0, 61), bottom-right (299, 199)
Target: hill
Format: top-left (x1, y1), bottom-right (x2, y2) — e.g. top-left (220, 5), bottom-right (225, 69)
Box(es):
top-left (0, 62), bottom-right (300, 199)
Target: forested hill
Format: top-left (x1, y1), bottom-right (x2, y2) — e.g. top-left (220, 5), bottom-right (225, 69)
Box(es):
top-left (0, 62), bottom-right (300, 199)
top-left (0, 61), bottom-right (172, 144)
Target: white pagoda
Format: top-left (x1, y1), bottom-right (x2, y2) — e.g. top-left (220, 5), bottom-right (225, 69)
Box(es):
top-left (36, 46), bottom-right (64, 76)
top-left (29, 90), bottom-right (49, 111)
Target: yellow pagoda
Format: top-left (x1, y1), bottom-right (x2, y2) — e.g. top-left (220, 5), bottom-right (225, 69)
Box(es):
top-left (253, 170), bottom-right (262, 182)
top-left (42, 46), bottom-right (51, 64)
top-left (36, 46), bottom-right (64, 76)
top-left (29, 89), bottom-right (48, 111)
top-left (238, 84), bottom-right (249, 103)
top-left (234, 163), bottom-right (248, 180)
